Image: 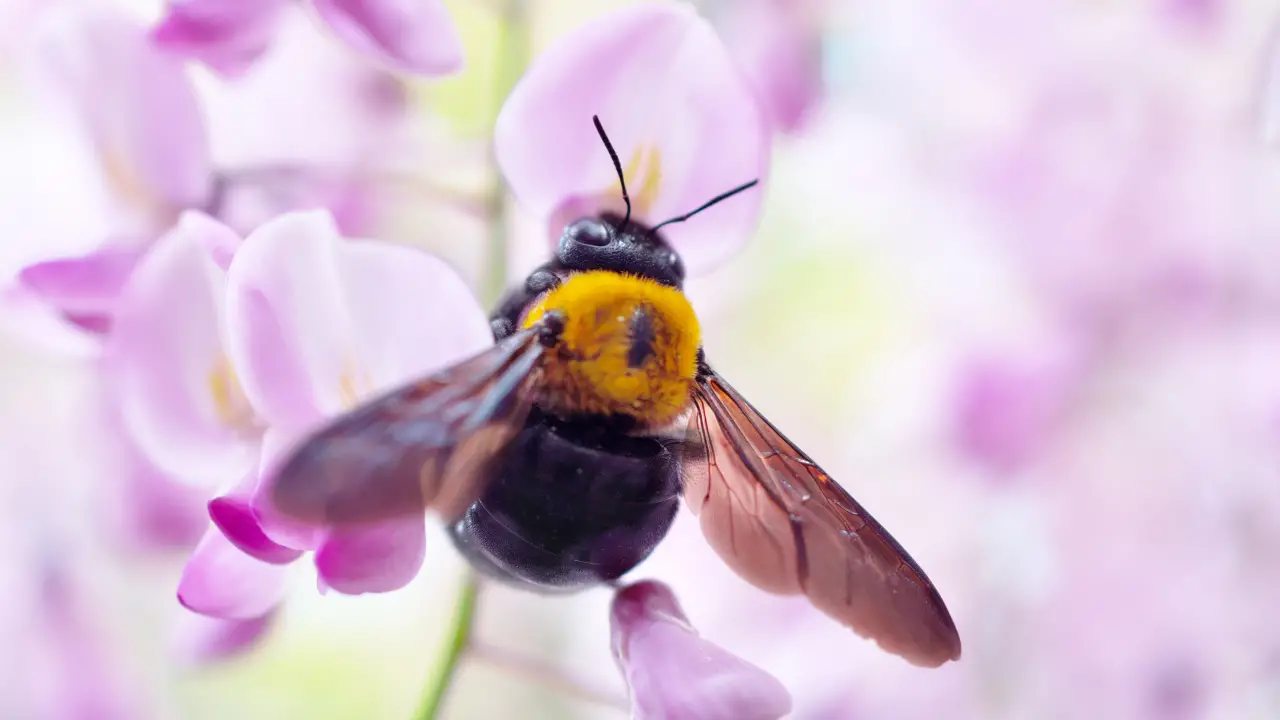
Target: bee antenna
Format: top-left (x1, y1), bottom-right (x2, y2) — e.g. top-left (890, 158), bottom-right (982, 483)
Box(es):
top-left (592, 115), bottom-right (632, 226)
top-left (649, 179), bottom-right (760, 233)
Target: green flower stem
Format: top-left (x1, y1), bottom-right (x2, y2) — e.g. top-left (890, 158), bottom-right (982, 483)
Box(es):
top-left (413, 1), bottom-right (531, 717)
top-left (413, 572), bottom-right (482, 720)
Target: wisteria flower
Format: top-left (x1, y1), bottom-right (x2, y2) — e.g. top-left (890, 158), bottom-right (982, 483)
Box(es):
top-left (494, 2), bottom-right (770, 276)
top-left (151, 0), bottom-right (463, 78)
top-left (713, 0), bottom-right (827, 135)
top-left (611, 580), bottom-right (792, 720)
top-left (159, 209), bottom-right (491, 621)
top-left (11, 5), bottom-right (406, 350)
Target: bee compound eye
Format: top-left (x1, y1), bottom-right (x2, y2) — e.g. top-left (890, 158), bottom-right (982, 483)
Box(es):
top-left (667, 250), bottom-right (685, 279)
top-left (567, 218), bottom-right (611, 247)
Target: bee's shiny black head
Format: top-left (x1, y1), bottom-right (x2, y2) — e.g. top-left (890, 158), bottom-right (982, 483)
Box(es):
top-left (556, 212), bottom-right (686, 287)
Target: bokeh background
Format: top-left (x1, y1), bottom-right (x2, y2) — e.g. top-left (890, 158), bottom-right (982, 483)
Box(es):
top-left (3, 0), bottom-right (1280, 718)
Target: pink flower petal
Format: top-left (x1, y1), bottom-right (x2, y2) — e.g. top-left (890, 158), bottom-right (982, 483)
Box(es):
top-left (310, 0), bottom-right (463, 76)
top-left (334, 236), bottom-right (493, 391)
top-left (102, 412), bottom-right (208, 551)
top-left (178, 528), bottom-right (290, 620)
top-left (611, 581), bottom-right (792, 720)
top-left (151, 0), bottom-right (288, 78)
top-left (39, 5), bottom-right (211, 212)
top-left (209, 489), bottom-right (304, 565)
top-left (314, 516), bottom-right (426, 594)
top-left (719, 0), bottom-right (824, 135)
top-left (16, 245), bottom-right (143, 323)
top-left (224, 211), bottom-right (349, 430)
top-left (106, 212), bottom-right (257, 487)
top-left (495, 3), bottom-right (768, 275)
top-left (249, 428), bottom-right (328, 550)
top-left (225, 209), bottom-right (491, 429)
top-left (172, 610), bottom-right (276, 664)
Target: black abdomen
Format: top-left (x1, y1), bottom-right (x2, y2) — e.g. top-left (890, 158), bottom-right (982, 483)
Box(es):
top-left (447, 408), bottom-right (682, 592)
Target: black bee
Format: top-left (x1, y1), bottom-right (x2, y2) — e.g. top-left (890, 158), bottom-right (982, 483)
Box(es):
top-left (269, 117), bottom-right (961, 667)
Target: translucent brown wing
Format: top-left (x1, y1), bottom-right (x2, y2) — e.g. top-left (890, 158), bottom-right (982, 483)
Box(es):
top-left (268, 327), bottom-right (545, 527)
top-left (682, 371), bottom-right (961, 667)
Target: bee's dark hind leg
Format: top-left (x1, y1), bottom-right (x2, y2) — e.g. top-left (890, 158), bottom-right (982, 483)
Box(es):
top-left (489, 263), bottom-right (565, 340)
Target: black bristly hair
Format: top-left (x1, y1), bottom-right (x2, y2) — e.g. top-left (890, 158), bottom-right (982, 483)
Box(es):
top-left (592, 115), bottom-right (632, 226)
top-left (650, 179), bottom-right (760, 233)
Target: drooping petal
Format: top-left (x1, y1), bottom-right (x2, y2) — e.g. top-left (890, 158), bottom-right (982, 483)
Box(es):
top-left (15, 246), bottom-right (143, 332)
top-left (310, 0), bottom-right (463, 76)
top-left (225, 209), bottom-right (491, 430)
top-left (151, 0), bottom-right (288, 78)
top-left (39, 5), bottom-right (211, 215)
top-left (172, 610), bottom-right (276, 663)
top-left (314, 516), bottom-right (426, 595)
top-left (178, 528), bottom-right (290, 620)
top-left (209, 486), bottom-right (304, 565)
top-left (106, 212), bottom-right (257, 487)
top-left (495, 3), bottom-right (769, 275)
top-left (611, 581), bottom-right (792, 720)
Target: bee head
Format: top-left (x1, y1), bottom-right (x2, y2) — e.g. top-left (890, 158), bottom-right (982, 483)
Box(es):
top-left (556, 215), bottom-right (685, 287)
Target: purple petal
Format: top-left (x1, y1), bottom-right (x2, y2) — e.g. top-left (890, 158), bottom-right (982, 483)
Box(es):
top-left (178, 527), bottom-right (290, 620)
top-left (101, 409), bottom-right (208, 551)
top-left (151, 0), bottom-right (288, 78)
top-left (225, 209), bottom-right (491, 430)
top-left (16, 246), bottom-right (142, 321)
top-left (40, 5), bottom-right (211, 211)
top-left (611, 581), bottom-right (792, 720)
top-left (224, 211), bottom-right (347, 430)
top-left (310, 0), bottom-right (463, 76)
top-left (495, 3), bottom-right (768, 275)
top-left (105, 212), bottom-right (258, 487)
top-left (314, 516), bottom-right (426, 594)
top-left (209, 490), bottom-right (304, 565)
top-left (172, 610), bottom-right (276, 663)
top-left (719, 0), bottom-right (823, 135)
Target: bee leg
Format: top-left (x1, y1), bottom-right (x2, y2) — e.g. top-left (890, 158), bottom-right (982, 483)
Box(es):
top-left (489, 265), bottom-right (565, 340)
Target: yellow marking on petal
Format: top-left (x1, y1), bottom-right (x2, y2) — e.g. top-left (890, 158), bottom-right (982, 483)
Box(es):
top-left (634, 146), bottom-right (663, 214)
top-left (337, 358), bottom-right (375, 410)
top-left (99, 144), bottom-right (152, 213)
top-left (208, 355), bottom-right (256, 433)
top-left (98, 141), bottom-right (179, 229)
top-left (617, 145), bottom-right (663, 217)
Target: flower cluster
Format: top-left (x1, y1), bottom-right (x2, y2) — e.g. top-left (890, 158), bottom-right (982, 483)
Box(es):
top-left (5, 1), bottom-right (797, 717)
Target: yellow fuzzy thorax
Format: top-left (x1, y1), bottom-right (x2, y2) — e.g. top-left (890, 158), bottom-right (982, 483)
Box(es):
top-left (522, 271), bottom-right (700, 429)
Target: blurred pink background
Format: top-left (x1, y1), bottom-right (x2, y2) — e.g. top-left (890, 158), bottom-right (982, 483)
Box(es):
top-left (2, 0), bottom-right (1280, 718)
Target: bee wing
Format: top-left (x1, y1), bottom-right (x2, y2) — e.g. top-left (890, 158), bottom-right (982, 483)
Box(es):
top-left (682, 371), bottom-right (961, 667)
top-left (268, 327), bottom-right (545, 527)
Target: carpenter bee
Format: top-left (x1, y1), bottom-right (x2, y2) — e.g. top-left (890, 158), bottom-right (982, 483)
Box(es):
top-left (269, 117), bottom-right (961, 667)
